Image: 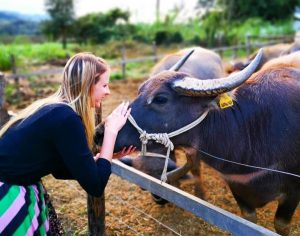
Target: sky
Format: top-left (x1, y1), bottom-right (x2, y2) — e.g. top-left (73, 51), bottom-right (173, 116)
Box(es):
top-left (0, 0), bottom-right (199, 23)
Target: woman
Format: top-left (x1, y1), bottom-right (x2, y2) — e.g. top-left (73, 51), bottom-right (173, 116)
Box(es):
top-left (0, 52), bottom-right (134, 235)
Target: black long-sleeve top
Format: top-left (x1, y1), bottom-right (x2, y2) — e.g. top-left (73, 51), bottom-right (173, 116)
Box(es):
top-left (0, 103), bottom-right (111, 197)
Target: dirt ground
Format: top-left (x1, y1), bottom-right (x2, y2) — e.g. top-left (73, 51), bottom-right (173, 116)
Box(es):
top-left (12, 75), bottom-right (300, 235)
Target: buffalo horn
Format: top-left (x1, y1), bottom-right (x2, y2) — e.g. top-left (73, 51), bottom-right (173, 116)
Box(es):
top-left (169, 49), bottom-right (195, 71)
top-left (171, 48), bottom-right (264, 96)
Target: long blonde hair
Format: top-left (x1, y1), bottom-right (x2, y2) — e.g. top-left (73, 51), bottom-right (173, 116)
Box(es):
top-left (0, 52), bottom-right (109, 149)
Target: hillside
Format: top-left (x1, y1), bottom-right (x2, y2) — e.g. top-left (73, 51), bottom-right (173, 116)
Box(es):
top-left (0, 11), bottom-right (48, 35)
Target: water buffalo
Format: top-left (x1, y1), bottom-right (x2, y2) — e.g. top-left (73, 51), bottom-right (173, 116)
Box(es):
top-left (117, 47), bottom-right (225, 202)
top-left (97, 46), bottom-right (300, 235)
top-left (226, 41), bottom-right (300, 74)
top-left (261, 50), bottom-right (300, 70)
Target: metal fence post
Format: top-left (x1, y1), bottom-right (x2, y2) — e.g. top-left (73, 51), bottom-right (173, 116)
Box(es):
top-left (0, 72), bottom-right (9, 127)
top-left (88, 106), bottom-right (106, 235)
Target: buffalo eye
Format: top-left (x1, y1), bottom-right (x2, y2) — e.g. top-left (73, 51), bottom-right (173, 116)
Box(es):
top-left (152, 95), bottom-right (168, 105)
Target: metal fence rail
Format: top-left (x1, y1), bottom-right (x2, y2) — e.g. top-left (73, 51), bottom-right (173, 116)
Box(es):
top-left (112, 160), bottom-right (279, 236)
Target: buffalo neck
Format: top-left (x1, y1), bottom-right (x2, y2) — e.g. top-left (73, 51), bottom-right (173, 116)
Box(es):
top-left (196, 84), bottom-right (289, 175)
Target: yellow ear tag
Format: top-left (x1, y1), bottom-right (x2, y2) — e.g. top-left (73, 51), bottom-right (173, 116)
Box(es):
top-left (219, 93), bottom-right (233, 109)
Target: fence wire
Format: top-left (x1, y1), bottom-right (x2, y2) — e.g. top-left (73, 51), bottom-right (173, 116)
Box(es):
top-left (60, 179), bottom-right (181, 235)
top-left (109, 194), bottom-right (182, 236)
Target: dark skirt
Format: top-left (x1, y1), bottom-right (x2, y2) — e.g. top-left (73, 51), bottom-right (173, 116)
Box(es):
top-left (0, 181), bottom-right (49, 235)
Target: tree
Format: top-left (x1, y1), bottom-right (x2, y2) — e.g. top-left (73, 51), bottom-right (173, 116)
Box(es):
top-left (221, 0), bottom-right (300, 21)
top-left (201, 11), bottom-right (225, 47)
top-left (44, 0), bottom-right (75, 49)
top-left (196, 0), bottom-right (225, 47)
top-left (73, 8), bottom-right (132, 44)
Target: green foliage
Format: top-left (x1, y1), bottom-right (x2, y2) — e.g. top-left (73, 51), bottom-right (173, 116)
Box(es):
top-left (154, 31), bottom-right (168, 44)
top-left (73, 8), bottom-right (132, 44)
top-left (4, 83), bottom-right (20, 105)
top-left (221, 0), bottom-right (299, 21)
top-left (0, 50), bottom-right (12, 71)
top-left (154, 30), bottom-right (183, 45)
top-left (226, 17), bottom-right (294, 44)
top-left (4, 83), bottom-right (15, 98)
top-left (133, 20), bottom-right (200, 45)
top-left (196, 0), bottom-right (297, 45)
top-left (110, 71), bottom-right (123, 80)
top-left (201, 12), bottom-right (226, 47)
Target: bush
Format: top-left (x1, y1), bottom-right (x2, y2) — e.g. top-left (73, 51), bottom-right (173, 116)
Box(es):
top-left (154, 31), bottom-right (168, 45)
top-left (170, 32), bottom-right (183, 43)
top-left (154, 31), bottom-right (183, 45)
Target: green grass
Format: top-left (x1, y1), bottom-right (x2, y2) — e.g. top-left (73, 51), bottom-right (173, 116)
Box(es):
top-left (0, 42), bottom-right (75, 71)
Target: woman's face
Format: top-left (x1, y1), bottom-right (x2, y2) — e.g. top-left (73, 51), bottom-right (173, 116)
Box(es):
top-left (91, 70), bottom-right (111, 108)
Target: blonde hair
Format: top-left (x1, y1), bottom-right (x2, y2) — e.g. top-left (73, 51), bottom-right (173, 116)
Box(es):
top-left (0, 52), bottom-right (109, 149)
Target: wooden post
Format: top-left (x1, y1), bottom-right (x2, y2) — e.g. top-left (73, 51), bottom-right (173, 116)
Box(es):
top-left (87, 194), bottom-right (105, 235)
top-left (0, 72), bottom-right (9, 127)
top-left (121, 46), bottom-right (126, 80)
top-left (152, 42), bottom-right (158, 63)
top-left (88, 106), bottom-right (106, 235)
top-left (232, 47), bottom-right (238, 59)
top-left (66, 52), bottom-right (70, 59)
top-left (10, 54), bottom-right (20, 95)
top-left (219, 49), bottom-right (223, 58)
top-left (245, 34), bottom-right (251, 58)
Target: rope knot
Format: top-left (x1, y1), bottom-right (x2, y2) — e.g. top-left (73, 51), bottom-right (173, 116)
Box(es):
top-left (139, 131), bottom-right (149, 145)
top-left (152, 133), bottom-right (174, 151)
top-left (139, 131), bottom-right (149, 156)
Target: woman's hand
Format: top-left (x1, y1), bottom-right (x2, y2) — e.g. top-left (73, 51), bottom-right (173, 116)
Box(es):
top-left (94, 152), bottom-right (101, 161)
top-left (113, 145), bottom-right (136, 159)
top-left (95, 145), bottom-right (136, 161)
top-left (105, 101), bottom-right (131, 135)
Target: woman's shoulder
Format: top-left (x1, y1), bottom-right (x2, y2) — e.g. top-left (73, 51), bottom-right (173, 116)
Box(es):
top-left (44, 103), bottom-right (75, 113)
top-left (38, 103), bottom-right (80, 122)
top-left (12, 103), bottom-right (80, 132)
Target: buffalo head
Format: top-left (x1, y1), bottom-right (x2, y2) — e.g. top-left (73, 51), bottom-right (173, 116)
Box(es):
top-left (112, 48), bottom-right (263, 154)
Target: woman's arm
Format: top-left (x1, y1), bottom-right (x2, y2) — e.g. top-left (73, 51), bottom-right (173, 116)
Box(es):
top-left (98, 102), bottom-right (131, 162)
top-left (52, 112), bottom-right (110, 197)
top-left (52, 103), bottom-right (132, 197)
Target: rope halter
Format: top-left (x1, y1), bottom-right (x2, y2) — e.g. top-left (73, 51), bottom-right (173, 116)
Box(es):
top-left (127, 110), bottom-right (209, 182)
